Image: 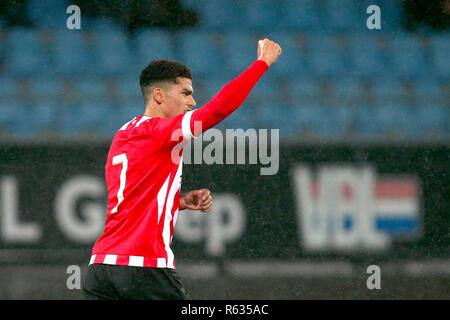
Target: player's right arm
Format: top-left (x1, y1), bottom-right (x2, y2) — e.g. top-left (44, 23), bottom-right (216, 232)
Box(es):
top-left (189, 38), bottom-right (282, 135)
top-left (135, 39), bottom-right (282, 149)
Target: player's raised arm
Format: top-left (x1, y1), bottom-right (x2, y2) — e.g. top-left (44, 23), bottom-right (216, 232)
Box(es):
top-left (189, 38), bottom-right (282, 135)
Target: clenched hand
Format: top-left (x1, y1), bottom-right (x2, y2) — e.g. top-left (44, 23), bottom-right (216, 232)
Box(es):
top-left (180, 189), bottom-right (212, 212)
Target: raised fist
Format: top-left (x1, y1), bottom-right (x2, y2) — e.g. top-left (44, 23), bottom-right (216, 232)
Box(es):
top-left (257, 38), bottom-right (282, 67)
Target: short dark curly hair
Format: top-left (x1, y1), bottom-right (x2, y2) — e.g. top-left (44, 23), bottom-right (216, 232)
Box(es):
top-left (139, 59), bottom-right (192, 102)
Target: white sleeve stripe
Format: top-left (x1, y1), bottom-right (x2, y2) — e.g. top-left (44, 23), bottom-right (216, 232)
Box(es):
top-left (181, 111), bottom-right (196, 140)
top-left (135, 116), bottom-right (151, 127)
top-left (119, 117), bottom-right (136, 131)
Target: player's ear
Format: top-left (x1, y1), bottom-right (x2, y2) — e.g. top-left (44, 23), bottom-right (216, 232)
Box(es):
top-left (153, 87), bottom-right (164, 104)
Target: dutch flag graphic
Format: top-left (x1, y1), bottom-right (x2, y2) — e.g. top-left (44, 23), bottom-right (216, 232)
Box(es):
top-left (374, 178), bottom-right (421, 237)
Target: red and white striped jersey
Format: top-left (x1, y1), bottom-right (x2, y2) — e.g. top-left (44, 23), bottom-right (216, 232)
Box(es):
top-left (90, 111), bottom-right (194, 269)
top-left (89, 59), bottom-right (269, 270)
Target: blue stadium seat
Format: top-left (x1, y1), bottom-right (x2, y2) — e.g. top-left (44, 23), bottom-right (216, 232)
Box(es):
top-left (27, 0), bottom-right (70, 30)
top-left (412, 79), bottom-right (446, 105)
top-left (118, 104), bottom-right (142, 120)
top-left (257, 103), bottom-right (297, 137)
top-left (218, 104), bottom-right (259, 130)
top-left (331, 78), bottom-right (364, 105)
top-left (193, 0), bottom-right (240, 30)
top-left (293, 104), bottom-right (351, 138)
top-left (52, 31), bottom-right (94, 76)
top-left (278, 0), bottom-right (321, 31)
top-left (135, 29), bottom-right (176, 69)
top-left (76, 103), bottom-right (106, 127)
top-left (0, 104), bottom-right (26, 131)
top-left (291, 104), bottom-right (328, 137)
top-left (265, 32), bottom-right (306, 78)
top-left (96, 104), bottom-right (142, 137)
top-left (389, 34), bottom-right (427, 79)
top-left (354, 104), bottom-right (417, 138)
top-left (287, 78), bottom-right (322, 103)
top-left (116, 77), bottom-right (143, 105)
top-left (322, 0), bottom-right (359, 31)
top-left (179, 30), bottom-right (222, 77)
top-left (73, 79), bottom-right (108, 104)
top-left (197, 74), bottom-right (229, 102)
top-left (222, 32), bottom-right (257, 76)
top-left (0, 78), bottom-right (20, 103)
top-left (329, 105), bottom-right (353, 137)
top-left (0, 104), bottom-right (39, 136)
top-left (6, 29), bottom-right (50, 76)
top-left (430, 34), bottom-right (450, 79)
top-left (353, 105), bottom-right (384, 138)
top-left (240, 0), bottom-right (282, 32)
top-left (0, 28), bottom-right (3, 52)
top-left (60, 103), bottom-right (110, 137)
top-left (11, 121), bottom-right (41, 136)
top-left (379, 0), bottom-right (404, 31)
top-left (415, 104), bottom-right (449, 136)
top-left (306, 34), bottom-right (346, 78)
top-left (58, 105), bottom-right (83, 137)
top-left (347, 34), bottom-right (387, 78)
top-left (94, 31), bottom-right (134, 75)
top-left (370, 79), bottom-right (405, 104)
top-left (246, 77), bottom-right (280, 104)
top-left (321, 105), bottom-right (353, 138)
top-left (59, 103), bottom-right (142, 138)
top-left (29, 78), bottom-right (64, 103)
top-left (83, 16), bottom-right (123, 33)
top-left (31, 103), bottom-right (58, 132)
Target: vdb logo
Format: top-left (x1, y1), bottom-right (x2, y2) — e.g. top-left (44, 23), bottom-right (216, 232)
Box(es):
top-left (291, 164), bottom-right (422, 252)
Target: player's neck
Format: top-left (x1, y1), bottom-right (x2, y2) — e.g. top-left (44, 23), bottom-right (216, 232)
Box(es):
top-left (144, 103), bottom-right (165, 118)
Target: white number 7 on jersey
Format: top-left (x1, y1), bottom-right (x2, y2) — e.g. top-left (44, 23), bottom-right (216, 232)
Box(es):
top-left (111, 153), bottom-right (128, 214)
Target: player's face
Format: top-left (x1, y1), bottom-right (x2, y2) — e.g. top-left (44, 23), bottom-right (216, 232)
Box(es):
top-left (163, 77), bottom-right (196, 117)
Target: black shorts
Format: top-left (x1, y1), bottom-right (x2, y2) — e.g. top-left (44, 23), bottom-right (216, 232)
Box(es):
top-left (83, 264), bottom-right (188, 300)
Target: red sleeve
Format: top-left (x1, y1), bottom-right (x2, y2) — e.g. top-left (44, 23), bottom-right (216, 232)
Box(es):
top-left (190, 60), bottom-right (269, 135)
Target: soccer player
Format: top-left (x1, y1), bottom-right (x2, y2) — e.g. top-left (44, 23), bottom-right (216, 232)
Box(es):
top-left (82, 38), bottom-right (282, 299)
